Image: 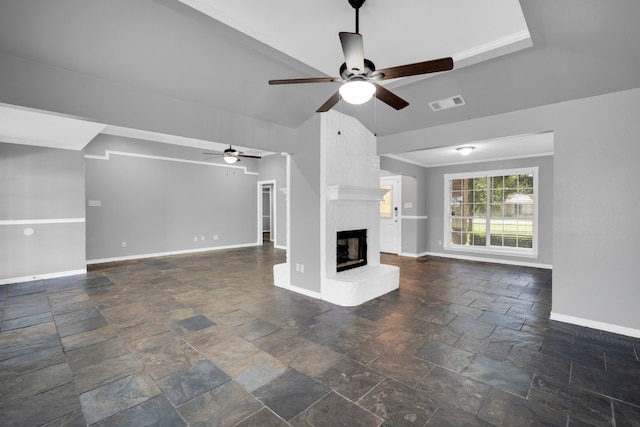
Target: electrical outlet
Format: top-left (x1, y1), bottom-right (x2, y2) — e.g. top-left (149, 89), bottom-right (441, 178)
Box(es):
top-left (295, 263), bottom-right (300, 272)
top-left (300, 264), bottom-right (304, 273)
top-left (194, 236), bottom-right (198, 242)
top-left (122, 241), bottom-right (127, 248)
top-left (201, 236), bottom-right (205, 241)
top-left (213, 235), bottom-right (219, 240)
top-left (438, 240), bottom-right (442, 246)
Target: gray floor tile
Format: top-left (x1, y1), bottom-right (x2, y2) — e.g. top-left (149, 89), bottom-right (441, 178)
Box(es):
top-left (158, 360), bottom-right (231, 406)
top-left (478, 388), bottom-right (568, 427)
top-left (177, 380), bottom-right (262, 427)
top-left (417, 366), bottom-right (491, 414)
top-left (414, 340), bottom-right (476, 373)
top-left (252, 369), bottom-right (330, 421)
top-left (463, 355), bottom-right (533, 398)
top-left (80, 373), bottom-right (161, 424)
top-left (290, 391), bottom-right (383, 426)
top-left (93, 395), bottom-right (186, 427)
top-left (359, 378), bottom-right (439, 426)
top-left (2, 246), bottom-right (639, 427)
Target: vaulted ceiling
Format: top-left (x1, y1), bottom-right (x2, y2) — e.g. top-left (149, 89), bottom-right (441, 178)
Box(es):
top-left (0, 0), bottom-right (639, 164)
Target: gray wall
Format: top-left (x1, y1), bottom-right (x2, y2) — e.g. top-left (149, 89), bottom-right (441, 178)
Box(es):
top-left (288, 115), bottom-right (322, 292)
top-left (423, 156), bottom-right (553, 266)
top-left (0, 143), bottom-right (86, 281)
top-left (85, 134), bottom-right (258, 261)
top-left (380, 88), bottom-right (640, 334)
top-left (380, 157), bottom-right (430, 255)
top-left (258, 153), bottom-right (287, 249)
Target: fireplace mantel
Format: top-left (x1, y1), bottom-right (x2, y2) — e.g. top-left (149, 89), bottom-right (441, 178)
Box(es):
top-left (327, 185), bottom-right (389, 201)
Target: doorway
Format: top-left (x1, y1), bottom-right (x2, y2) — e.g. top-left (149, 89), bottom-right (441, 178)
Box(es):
top-left (379, 175), bottom-right (401, 254)
top-left (257, 180), bottom-right (275, 245)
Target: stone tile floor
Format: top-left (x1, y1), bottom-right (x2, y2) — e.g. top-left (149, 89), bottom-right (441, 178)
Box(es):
top-left (1, 244), bottom-right (639, 426)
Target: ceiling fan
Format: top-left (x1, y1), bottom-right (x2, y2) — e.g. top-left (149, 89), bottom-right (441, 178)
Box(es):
top-left (203, 145), bottom-right (261, 164)
top-left (268, 0), bottom-right (454, 112)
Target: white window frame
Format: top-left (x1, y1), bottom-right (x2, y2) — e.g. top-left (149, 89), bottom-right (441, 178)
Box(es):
top-left (443, 167), bottom-right (539, 258)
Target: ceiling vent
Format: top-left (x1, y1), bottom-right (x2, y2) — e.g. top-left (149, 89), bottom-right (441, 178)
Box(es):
top-left (429, 95), bottom-right (465, 112)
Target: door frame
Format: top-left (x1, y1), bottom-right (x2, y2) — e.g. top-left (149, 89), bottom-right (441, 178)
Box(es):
top-left (380, 175), bottom-right (402, 255)
top-left (257, 180), bottom-right (276, 245)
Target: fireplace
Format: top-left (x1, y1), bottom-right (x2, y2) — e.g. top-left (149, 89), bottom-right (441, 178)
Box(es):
top-left (336, 229), bottom-right (367, 272)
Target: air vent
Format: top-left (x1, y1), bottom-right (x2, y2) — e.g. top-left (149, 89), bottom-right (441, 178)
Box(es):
top-left (429, 95), bottom-right (465, 112)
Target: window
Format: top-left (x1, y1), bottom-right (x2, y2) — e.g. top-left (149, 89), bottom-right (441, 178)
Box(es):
top-left (444, 167), bottom-right (538, 257)
top-left (379, 185), bottom-right (392, 218)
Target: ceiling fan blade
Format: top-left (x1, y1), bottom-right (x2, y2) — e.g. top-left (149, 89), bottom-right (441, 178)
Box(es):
top-left (339, 32), bottom-right (365, 74)
top-left (374, 57), bottom-right (453, 81)
top-left (316, 91), bottom-right (341, 113)
top-left (374, 84), bottom-right (409, 110)
top-left (203, 152), bottom-right (223, 156)
top-left (269, 77), bottom-right (339, 85)
top-left (239, 154), bottom-right (261, 159)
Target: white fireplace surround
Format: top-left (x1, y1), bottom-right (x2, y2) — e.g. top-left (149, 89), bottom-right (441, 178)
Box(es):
top-left (274, 111), bottom-right (399, 306)
top-left (327, 185), bottom-right (389, 201)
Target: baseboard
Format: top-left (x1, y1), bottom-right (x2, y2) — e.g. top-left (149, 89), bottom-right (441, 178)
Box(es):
top-left (415, 251), bottom-right (552, 269)
top-left (550, 312), bottom-right (640, 338)
top-left (86, 243), bottom-right (258, 265)
top-left (400, 252), bottom-right (429, 258)
top-left (273, 244), bottom-right (287, 250)
top-left (0, 268), bottom-right (87, 286)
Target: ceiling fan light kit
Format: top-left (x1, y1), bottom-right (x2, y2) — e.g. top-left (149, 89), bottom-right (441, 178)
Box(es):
top-left (203, 145), bottom-right (261, 163)
top-left (268, 0), bottom-right (454, 112)
top-left (339, 79), bottom-right (376, 104)
top-left (223, 155), bottom-right (239, 164)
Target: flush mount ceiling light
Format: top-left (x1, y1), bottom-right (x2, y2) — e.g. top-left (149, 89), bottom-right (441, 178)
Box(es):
top-left (456, 146), bottom-right (475, 156)
top-left (339, 79), bottom-right (376, 105)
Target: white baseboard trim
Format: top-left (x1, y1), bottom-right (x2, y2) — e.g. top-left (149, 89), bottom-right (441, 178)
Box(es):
top-left (550, 312), bottom-right (640, 338)
top-left (413, 251), bottom-right (552, 269)
top-left (273, 244), bottom-right (287, 250)
top-left (0, 268), bottom-right (87, 286)
top-left (400, 252), bottom-right (428, 258)
top-left (86, 243), bottom-right (258, 265)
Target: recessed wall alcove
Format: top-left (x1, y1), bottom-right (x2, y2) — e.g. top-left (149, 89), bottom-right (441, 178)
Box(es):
top-left (273, 110), bottom-right (399, 306)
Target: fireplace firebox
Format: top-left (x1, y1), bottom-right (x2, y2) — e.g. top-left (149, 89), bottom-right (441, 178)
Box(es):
top-left (336, 229), bottom-right (367, 272)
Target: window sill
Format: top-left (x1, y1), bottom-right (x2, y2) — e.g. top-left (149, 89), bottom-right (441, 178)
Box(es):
top-left (443, 244), bottom-right (538, 259)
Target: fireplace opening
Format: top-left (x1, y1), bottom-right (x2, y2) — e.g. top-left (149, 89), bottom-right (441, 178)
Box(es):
top-left (336, 229), bottom-right (367, 272)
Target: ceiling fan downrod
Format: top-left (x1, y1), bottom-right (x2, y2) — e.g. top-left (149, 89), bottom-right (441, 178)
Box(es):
top-left (348, 0), bottom-right (365, 33)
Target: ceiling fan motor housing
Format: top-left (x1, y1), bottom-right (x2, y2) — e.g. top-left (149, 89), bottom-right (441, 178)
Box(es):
top-left (340, 59), bottom-right (376, 80)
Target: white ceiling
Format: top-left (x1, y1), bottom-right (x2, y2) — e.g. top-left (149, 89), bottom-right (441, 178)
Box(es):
top-left (178, 0), bottom-right (531, 79)
top-left (0, 104), bottom-right (106, 151)
top-left (1, 1), bottom-right (638, 163)
top-left (0, 0), bottom-right (541, 162)
top-left (383, 132), bottom-right (554, 168)
top-left (102, 125), bottom-right (272, 158)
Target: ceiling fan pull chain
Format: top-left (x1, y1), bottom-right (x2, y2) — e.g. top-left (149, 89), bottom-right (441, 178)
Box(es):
top-left (338, 96), bottom-right (342, 135)
top-left (372, 91), bottom-right (377, 137)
